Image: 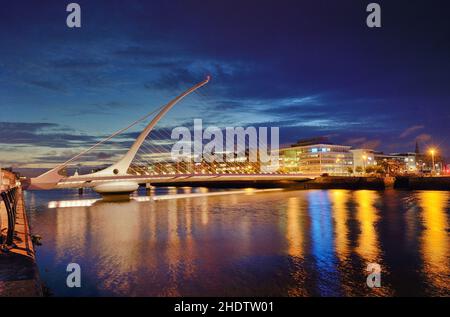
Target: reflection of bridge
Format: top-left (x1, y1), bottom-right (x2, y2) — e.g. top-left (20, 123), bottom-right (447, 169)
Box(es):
top-left (30, 77), bottom-right (318, 196)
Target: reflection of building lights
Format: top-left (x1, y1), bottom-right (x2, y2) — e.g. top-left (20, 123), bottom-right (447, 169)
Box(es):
top-left (244, 188), bottom-right (255, 194)
top-left (330, 190), bottom-right (350, 260)
top-left (355, 190), bottom-right (379, 261)
top-left (418, 191), bottom-right (449, 290)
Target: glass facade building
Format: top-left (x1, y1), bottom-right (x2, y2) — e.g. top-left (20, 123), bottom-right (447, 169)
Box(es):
top-left (280, 144), bottom-right (353, 175)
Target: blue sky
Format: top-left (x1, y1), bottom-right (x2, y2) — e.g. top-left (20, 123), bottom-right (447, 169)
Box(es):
top-left (0, 0), bottom-right (449, 168)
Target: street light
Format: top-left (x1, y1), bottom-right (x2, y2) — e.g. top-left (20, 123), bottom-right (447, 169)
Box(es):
top-left (429, 148), bottom-right (436, 175)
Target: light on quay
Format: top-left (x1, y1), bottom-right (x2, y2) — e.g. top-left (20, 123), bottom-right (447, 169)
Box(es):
top-left (428, 147), bottom-right (438, 175)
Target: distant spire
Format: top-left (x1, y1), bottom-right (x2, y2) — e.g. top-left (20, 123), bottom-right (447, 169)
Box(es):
top-left (415, 140), bottom-right (420, 154)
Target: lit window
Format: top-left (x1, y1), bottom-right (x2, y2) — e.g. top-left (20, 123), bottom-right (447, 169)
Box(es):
top-left (311, 148), bottom-right (318, 153)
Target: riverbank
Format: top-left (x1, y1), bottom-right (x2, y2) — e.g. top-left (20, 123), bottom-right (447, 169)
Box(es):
top-left (300, 176), bottom-right (389, 190)
top-left (149, 175), bottom-right (450, 190)
top-left (0, 170), bottom-right (42, 296)
top-left (302, 176), bottom-right (450, 190)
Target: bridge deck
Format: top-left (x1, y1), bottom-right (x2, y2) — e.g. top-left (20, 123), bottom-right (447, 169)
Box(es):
top-left (56, 173), bottom-right (319, 189)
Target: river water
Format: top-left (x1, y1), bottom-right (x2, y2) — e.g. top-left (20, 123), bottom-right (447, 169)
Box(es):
top-left (24, 188), bottom-right (449, 297)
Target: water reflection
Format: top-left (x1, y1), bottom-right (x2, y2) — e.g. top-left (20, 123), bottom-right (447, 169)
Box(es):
top-left (165, 198), bottom-right (182, 296)
top-left (417, 191), bottom-right (450, 293)
top-left (355, 190), bottom-right (380, 263)
top-left (55, 205), bottom-right (88, 261)
top-left (330, 190), bottom-right (350, 261)
top-left (26, 188), bottom-right (450, 296)
top-left (308, 191), bottom-right (339, 295)
top-left (285, 196), bottom-right (310, 296)
top-left (286, 197), bottom-right (304, 258)
top-left (87, 200), bottom-right (143, 294)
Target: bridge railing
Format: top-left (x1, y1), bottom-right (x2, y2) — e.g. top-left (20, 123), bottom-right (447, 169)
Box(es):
top-left (0, 187), bottom-right (19, 246)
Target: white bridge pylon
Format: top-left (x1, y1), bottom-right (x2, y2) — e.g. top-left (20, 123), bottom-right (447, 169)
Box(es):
top-left (30, 76), bottom-right (211, 191)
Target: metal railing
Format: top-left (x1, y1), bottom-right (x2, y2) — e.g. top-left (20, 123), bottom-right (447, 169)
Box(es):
top-left (1, 187), bottom-right (18, 246)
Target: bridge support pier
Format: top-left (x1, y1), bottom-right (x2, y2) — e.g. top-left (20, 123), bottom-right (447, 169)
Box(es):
top-left (146, 183), bottom-right (154, 196)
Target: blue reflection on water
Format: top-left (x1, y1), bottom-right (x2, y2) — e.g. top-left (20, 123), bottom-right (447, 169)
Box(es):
top-left (308, 190), bottom-right (339, 296)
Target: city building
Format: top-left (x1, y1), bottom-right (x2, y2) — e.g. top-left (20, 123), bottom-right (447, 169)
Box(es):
top-left (280, 138), bottom-right (353, 175)
top-left (277, 138), bottom-right (442, 176)
top-left (373, 152), bottom-right (417, 175)
top-left (388, 152), bottom-right (418, 173)
top-left (350, 149), bottom-right (376, 174)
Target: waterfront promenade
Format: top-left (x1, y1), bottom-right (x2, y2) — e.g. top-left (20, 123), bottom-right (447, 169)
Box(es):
top-left (0, 170), bottom-right (42, 296)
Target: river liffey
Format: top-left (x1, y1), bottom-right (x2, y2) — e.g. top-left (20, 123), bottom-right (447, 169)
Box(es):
top-left (24, 188), bottom-right (449, 297)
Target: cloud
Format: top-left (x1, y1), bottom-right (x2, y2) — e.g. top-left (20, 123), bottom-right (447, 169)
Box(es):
top-left (344, 136), bottom-right (381, 150)
top-left (145, 60), bottom-right (248, 93)
top-left (146, 67), bottom-right (200, 91)
top-left (416, 133), bottom-right (432, 143)
top-left (90, 101), bottom-right (128, 110)
top-left (50, 59), bottom-right (108, 69)
top-left (118, 126), bottom-right (176, 141)
top-left (359, 139), bottom-right (381, 150)
top-left (0, 122), bottom-right (57, 132)
top-left (96, 152), bottom-right (117, 159)
top-left (113, 46), bottom-right (167, 58)
top-left (32, 149), bottom-right (123, 165)
top-left (0, 122), bottom-right (102, 148)
top-left (346, 137), bottom-right (367, 145)
top-left (23, 80), bottom-right (66, 92)
top-left (400, 125), bottom-right (424, 138)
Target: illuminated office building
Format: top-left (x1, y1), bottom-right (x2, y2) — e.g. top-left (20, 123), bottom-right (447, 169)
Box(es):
top-left (280, 138), bottom-right (353, 175)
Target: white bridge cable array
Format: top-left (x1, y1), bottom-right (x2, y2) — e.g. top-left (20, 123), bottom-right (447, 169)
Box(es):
top-left (127, 89), bottom-right (277, 177)
top-left (42, 103), bottom-right (167, 174)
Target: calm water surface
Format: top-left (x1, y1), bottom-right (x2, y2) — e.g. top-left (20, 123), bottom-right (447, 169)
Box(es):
top-left (25, 188), bottom-right (449, 297)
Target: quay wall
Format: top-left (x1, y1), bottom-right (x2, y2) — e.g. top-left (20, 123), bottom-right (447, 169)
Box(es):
top-left (395, 176), bottom-right (450, 190)
top-left (149, 176), bottom-right (450, 190)
top-left (300, 176), bottom-right (387, 190)
top-left (0, 171), bottom-right (42, 297)
top-left (148, 177), bottom-right (389, 190)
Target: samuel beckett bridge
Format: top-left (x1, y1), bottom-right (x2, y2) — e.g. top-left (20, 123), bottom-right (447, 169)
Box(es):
top-left (29, 77), bottom-right (319, 197)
